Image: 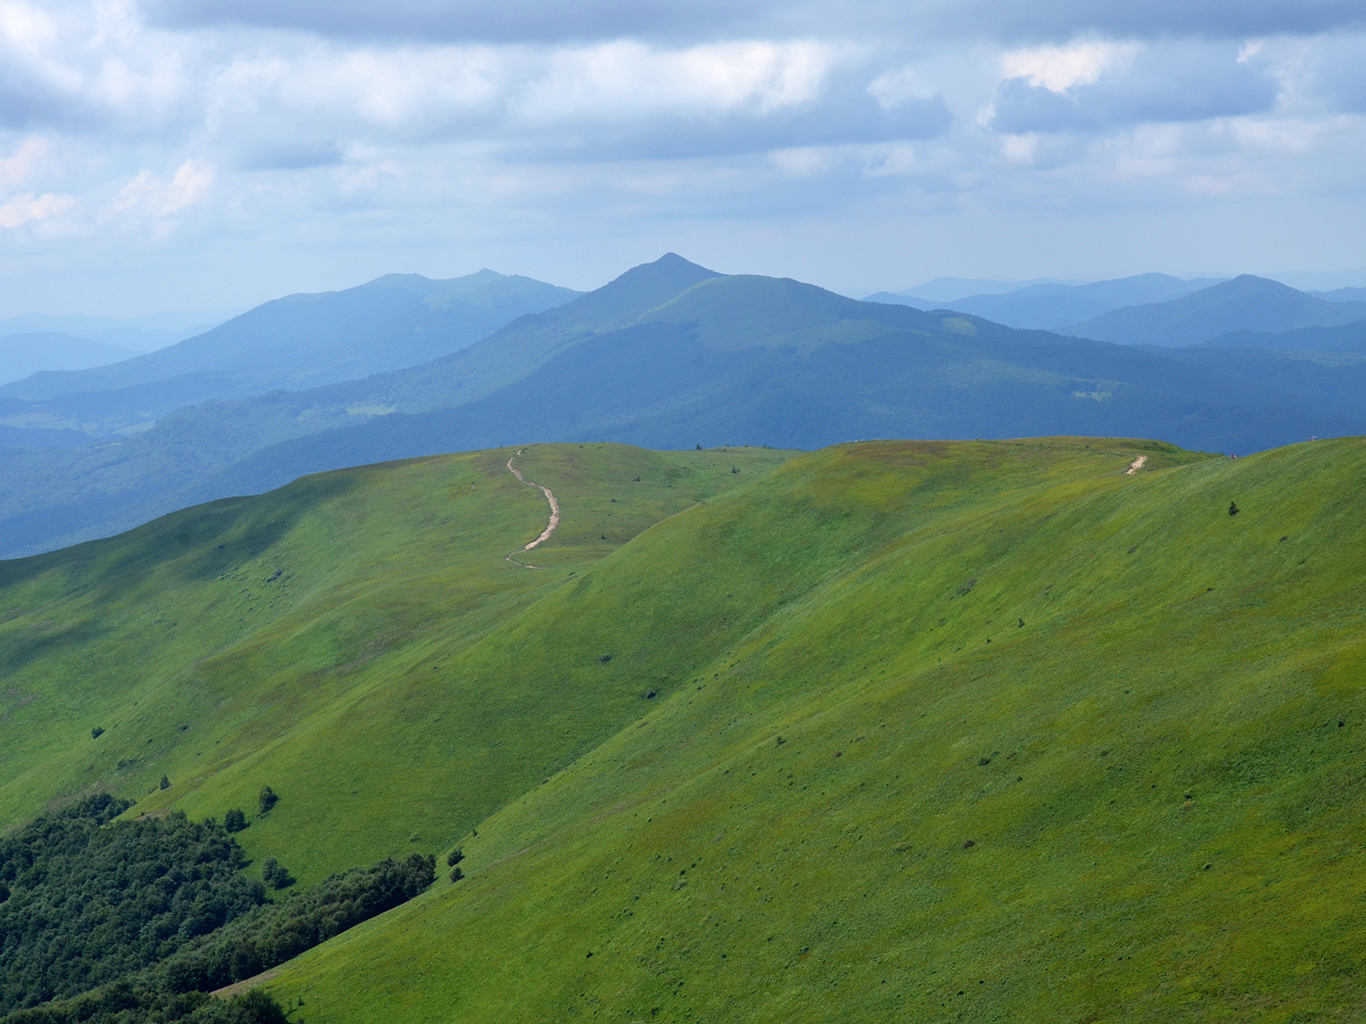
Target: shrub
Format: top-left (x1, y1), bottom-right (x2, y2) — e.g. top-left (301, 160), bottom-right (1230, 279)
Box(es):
top-left (90, 727), bottom-right (104, 739)
top-left (449, 866), bottom-right (465, 883)
top-left (160, 776), bottom-right (171, 791)
top-left (257, 787), bottom-right (278, 818)
top-left (446, 847), bottom-right (464, 868)
top-left (260, 858), bottom-right (295, 891)
top-left (223, 809), bottom-right (247, 833)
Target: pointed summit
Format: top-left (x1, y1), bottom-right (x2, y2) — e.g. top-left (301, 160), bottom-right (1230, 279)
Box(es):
top-left (547, 254), bottom-right (725, 334)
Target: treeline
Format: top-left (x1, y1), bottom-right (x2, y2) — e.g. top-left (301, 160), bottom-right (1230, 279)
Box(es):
top-left (0, 794), bottom-right (438, 1024)
top-left (0, 795), bottom-right (266, 1014)
top-left (157, 853), bottom-right (435, 993)
top-left (0, 985), bottom-right (289, 1024)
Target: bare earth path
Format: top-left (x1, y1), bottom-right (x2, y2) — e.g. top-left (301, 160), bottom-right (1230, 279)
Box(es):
top-left (1126, 455), bottom-right (1148, 476)
top-left (505, 448), bottom-right (561, 569)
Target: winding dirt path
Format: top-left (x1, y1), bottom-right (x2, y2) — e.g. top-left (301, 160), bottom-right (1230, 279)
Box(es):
top-left (505, 448), bottom-right (561, 569)
top-left (1125, 455), bottom-right (1147, 476)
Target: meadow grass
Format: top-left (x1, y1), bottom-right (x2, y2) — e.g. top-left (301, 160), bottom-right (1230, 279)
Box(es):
top-left (0, 444), bottom-right (790, 884)
top-left (6, 434), bottom-right (1366, 1021)
top-left (264, 436), bottom-right (1366, 1022)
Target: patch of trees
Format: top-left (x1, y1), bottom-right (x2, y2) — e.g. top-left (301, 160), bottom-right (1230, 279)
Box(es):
top-left (0, 795), bottom-right (266, 1014)
top-left (0, 793), bottom-right (436, 1023)
top-left (0, 984), bottom-right (290, 1024)
top-left (156, 853), bottom-right (435, 993)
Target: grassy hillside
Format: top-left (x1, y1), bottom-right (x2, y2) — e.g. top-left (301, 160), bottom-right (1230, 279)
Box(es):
top-left (260, 435), bottom-right (1366, 1022)
top-left (0, 443), bottom-right (791, 885)
top-left (9, 434), bottom-right (1366, 1020)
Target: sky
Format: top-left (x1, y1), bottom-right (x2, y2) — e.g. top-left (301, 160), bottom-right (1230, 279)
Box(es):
top-left (0, 0), bottom-right (1364, 316)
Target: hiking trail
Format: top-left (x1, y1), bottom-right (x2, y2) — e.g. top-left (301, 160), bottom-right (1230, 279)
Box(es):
top-left (1126, 455), bottom-right (1147, 476)
top-left (505, 448), bottom-right (561, 569)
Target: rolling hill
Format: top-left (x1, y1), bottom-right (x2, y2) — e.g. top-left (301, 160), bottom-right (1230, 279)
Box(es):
top-left (1063, 274), bottom-right (1366, 345)
top-left (3, 434), bottom-right (1366, 1022)
top-left (1, 255), bottom-right (1363, 560)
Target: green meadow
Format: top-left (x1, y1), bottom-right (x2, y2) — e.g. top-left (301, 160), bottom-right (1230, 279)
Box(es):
top-left (4, 435), bottom-right (1366, 1021)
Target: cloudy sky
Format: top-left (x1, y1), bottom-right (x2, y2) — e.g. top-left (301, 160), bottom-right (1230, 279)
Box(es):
top-left (1, 0), bottom-right (1364, 315)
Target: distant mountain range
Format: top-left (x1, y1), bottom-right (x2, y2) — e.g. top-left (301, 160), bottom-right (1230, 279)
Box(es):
top-left (0, 271), bottom-right (580, 439)
top-left (1060, 275), bottom-right (1366, 345)
top-left (0, 309), bottom-right (238, 356)
top-left (0, 333), bottom-right (139, 387)
top-left (867, 273), bottom-right (1225, 331)
top-left (3, 254), bottom-right (1366, 558)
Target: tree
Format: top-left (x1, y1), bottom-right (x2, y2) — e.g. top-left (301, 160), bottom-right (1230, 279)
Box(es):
top-left (224, 808), bottom-right (247, 833)
top-left (260, 857), bottom-right (295, 890)
top-left (257, 786), bottom-right (278, 817)
top-left (160, 775), bottom-right (171, 791)
top-left (90, 726), bottom-right (104, 739)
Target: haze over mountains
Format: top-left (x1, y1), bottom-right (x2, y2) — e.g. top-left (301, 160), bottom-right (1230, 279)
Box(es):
top-left (0, 310), bottom-right (244, 386)
top-left (0, 255), bottom-right (1364, 558)
top-left (865, 273), bottom-right (1224, 330)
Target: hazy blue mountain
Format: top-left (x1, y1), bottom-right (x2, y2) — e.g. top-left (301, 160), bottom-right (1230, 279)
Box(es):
top-left (1311, 287), bottom-right (1366, 303)
top-left (1197, 320), bottom-right (1366, 352)
top-left (862, 292), bottom-right (939, 310)
top-left (0, 270), bottom-right (580, 437)
top-left (875, 277), bottom-right (1072, 303)
top-left (1063, 275), bottom-right (1366, 346)
top-left (1, 255), bottom-right (1363, 558)
top-left (867, 274), bottom-right (1224, 330)
top-left (0, 311), bottom-right (235, 353)
top-left (0, 332), bottom-right (138, 385)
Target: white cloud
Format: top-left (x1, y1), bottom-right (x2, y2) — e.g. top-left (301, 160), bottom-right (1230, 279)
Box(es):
top-left (513, 40), bottom-right (833, 123)
top-left (0, 136), bottom-right (46, 190)
top-left (1000, 38), bottom-right (1141, 93)
top-left (867, 65), bottom-right (935, 109)
top-left (113, 157), bottom-right (212, 217)
top-left (0, 189), bottom-right (76, 228)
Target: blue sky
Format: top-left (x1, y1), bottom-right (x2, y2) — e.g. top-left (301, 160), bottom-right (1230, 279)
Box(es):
top-left (0, 0), bottom-right (1364, 315)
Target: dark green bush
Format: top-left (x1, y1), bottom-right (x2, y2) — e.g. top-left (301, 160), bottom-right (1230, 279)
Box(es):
top-left (256, 788), bottom-right (277, 818)
top-left (259, 859), bottom-right (294, 891)
top-left (223, 810), bottom-right (247, 834)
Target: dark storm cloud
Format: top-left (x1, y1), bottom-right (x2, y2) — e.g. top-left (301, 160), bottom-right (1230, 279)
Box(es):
top-left (141, 0), bottom-right (1366, 44)
top-left (989, 45), bottom-right (1280, 134)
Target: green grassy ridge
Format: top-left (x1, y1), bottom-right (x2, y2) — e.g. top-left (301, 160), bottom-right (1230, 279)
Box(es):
top-left (257, 436), bottom-right (1366, 1022)
top-left (0, 444), bottom-right (791, 885)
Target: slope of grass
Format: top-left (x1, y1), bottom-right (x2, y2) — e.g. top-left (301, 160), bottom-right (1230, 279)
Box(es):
top-left (237, 434), bottom-right (1366, 1023)
top-left (0, 444), bottom-right (792, 886)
